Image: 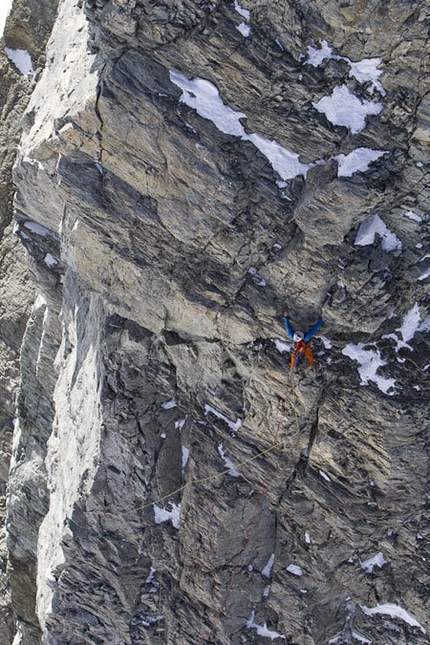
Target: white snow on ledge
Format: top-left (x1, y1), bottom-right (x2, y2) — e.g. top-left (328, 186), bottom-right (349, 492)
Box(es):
top-left (359, 552), bottom-right (387, 573)
top-left (305, 40), bottom-right (385, 96)
top-left (262, 553), bottom-right (275, 578)
top-left (355, 214), bottom-right (402, 252)
top-left (342, 343), bottom-right (396, 395)
top-left (169, 70), bottom-right (312, 180)
top-left (246, 611), bottom-right (285, 640)
top-left (154, 502), bottom-right (181, 529)
top-left (335, 147), bottom-right (388, 177)
top-left (361, 603), bottom-right (426, 633)
top-left (383, 303), bottom-right (430, 353)
top-left (313, 85), bottom-right (383, 134)
top-left (5, 47), bottom-right (35, 77)
top-left (205, 404), bottom-right (243, 433)
top-left (218, 443), bottom-right (240, 477)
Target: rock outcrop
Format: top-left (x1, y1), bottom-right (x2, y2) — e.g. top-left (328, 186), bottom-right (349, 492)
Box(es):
top-left (2, 0), bottom-right (429, 644)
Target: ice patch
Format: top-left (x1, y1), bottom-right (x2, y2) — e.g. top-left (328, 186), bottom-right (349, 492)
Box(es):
top-left (361, 603), bottom-right (426, 633)
top-left (335, 148), bottom-right (387, 177)
top-left (218, 443), bottom-right (240, 477)
top-left (246, 611), bottom-right (285, 640)
top-left (313, 85), bottom-right (383, 134)
top-left (205, 404), bottom-right (243, 433)
top-left (355, 214), bottom-right (402, 251)
top-left (154, 502), bottom-right (181, 529)
top-left (286, 564), bottom-right (303, 576)
top-left (262, 553), bottom-right (275, 578)
top-left (342, 343), bottom-right (396, 395)
top-left (5, 47), bottom-right (35, 77)
top-left (359, 552), bottom-right (387, 573)
top-left (170, 70), bottom-right (312, 180)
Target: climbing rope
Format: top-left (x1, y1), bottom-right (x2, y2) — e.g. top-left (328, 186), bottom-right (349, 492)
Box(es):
top-left (129, 365), bottom-right (301, 645)
top-left (197, 368), bottom-right (296, 644)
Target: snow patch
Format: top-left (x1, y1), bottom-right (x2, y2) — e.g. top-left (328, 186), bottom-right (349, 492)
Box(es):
top-left (170, 70), bottom-right (312, 180)
top-left (359, 552), bottom-right (388, 573)
top-left (161, 399), bottom-right (177, 410)
top-left (342, 343), bottom-right (396, 395)
top-left (44, 253), bottom-right (58, 267)
top-left (205, 404), bottom-right (243, 433)
top-left (262, 553), bottom-right (275, 578)
top-left (23, 221), bottom-right (59, 239)
top-left (335, 148), bottom-right (387, 177)
top-left (234, 0), bottom-right (250, 20)
top-left (218, 443), bottom-right (240, 477)
top-left (246, 611), bottom-right (285, 640)
top-left (175, 417), bottom-right (187, 431)
top-left (272, 339), bottom-right (292, 353)
top-left (154, 502), bottom-right (181, 529)
top-left (305, 40), bottom-right (385, 95)
top-left (319, 469), bottom-right (331, 482)
top-left (145, 566), bottom-right (157, 584)
top-left (316, 335), bottom-right (332, 349)
top-left (286, 564), bottom-right (303, 577)
top-left (404, 210), bottom-right (422, 222)
top-left (237, 22), bottom-right (251, 36)
top-left (305, 40), bottom-right (335, 67)
top-left (361, 603), bottom-right (426, 633)
top-left (313, 85), bottom-right (383, 134)
top-left (355, 214), bottom-right (402, 251)
top-left (5, 47), bottom-right (35, 77)
top-left (182, 446), bottom-right (190, 473)
top-left (383, 303), bottom-right (429, 352)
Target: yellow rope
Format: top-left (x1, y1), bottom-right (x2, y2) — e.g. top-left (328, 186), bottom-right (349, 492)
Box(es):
top-left (130, 437), bottom-right (287, 515)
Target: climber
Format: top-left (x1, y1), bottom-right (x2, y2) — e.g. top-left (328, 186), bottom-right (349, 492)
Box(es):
top-left (283, 310), bottom-right (323, 370)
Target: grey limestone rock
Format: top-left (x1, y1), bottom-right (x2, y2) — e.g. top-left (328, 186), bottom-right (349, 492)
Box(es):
top-left (1, 0), bottom-right (429, 644)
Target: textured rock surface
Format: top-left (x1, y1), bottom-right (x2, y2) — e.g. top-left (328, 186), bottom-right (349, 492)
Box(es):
top-left (0, 1), bottom-right (59, 642)
top-left (1, 0), bottom-right (429, 644)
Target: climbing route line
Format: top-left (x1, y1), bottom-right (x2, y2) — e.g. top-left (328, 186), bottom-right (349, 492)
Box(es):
top-left (130, 377), bottom-right (299, 517)
top-left (197, 369), bottom-right (296, 645)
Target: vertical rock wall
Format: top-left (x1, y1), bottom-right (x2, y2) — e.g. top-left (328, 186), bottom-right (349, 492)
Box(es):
top-left (4, 0), bottom-right (429, 643)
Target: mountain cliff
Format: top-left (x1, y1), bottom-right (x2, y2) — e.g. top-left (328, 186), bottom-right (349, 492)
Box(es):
top-left (1, 0), bottom-right (429, 643)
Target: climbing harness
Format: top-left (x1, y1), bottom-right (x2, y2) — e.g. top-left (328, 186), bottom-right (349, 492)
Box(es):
top-left (291, 340), bottom-right (315, 370)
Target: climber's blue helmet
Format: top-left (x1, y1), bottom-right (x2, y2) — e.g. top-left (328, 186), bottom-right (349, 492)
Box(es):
top-left (293, 331), bottom-right (305, 342)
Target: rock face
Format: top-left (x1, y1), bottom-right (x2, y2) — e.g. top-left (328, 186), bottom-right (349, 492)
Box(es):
top-left (0, 2), bottom-right (59, 643)
top-left (2, 0), bottom-right (429, 644)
